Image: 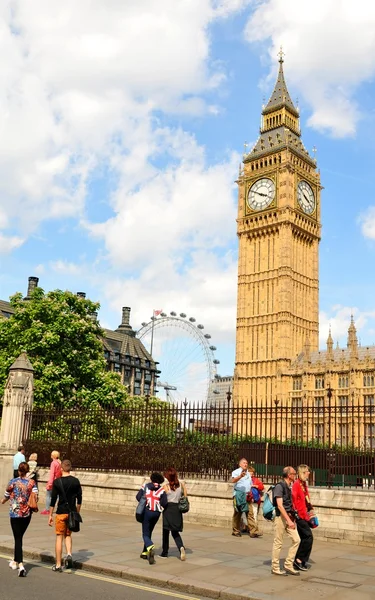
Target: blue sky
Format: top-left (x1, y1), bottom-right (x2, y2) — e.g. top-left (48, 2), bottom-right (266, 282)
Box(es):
top-left (1, 0), bottom-right (375, 390)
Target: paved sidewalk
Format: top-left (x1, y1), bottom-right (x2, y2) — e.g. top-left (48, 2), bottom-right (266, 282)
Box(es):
top-left (1, 510), bottom-right (375, 600)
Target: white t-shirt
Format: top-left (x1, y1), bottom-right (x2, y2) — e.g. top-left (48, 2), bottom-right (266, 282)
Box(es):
top-left (232, 468), bottom-right (253, 496)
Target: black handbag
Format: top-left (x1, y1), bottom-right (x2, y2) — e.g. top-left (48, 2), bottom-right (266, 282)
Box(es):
top-left (57, 479), bottom-right (82, 533)
top-left (135, 488), bottom-right (147, 523)
top-left (178, 483), bottom-right (190, 514)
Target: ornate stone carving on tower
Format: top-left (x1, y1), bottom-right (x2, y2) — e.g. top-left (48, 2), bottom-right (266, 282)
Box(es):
top-left (234, 51), bottom-right (322, 406)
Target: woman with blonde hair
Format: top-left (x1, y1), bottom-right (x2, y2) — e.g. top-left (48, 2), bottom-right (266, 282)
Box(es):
top-left (27, 453), bottom-right (38, 481)
top-left (41, 451), bottom-right (62, 515)
top-left (291, 464), bottom-right (314, 571)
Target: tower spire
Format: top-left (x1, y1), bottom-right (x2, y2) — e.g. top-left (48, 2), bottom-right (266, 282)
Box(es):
top-left (347, 315), bottom-right (358, 360)
top-left (327, 327), bottom-right (334, 360)
top-left (262, 48), bottom-right (299, 119)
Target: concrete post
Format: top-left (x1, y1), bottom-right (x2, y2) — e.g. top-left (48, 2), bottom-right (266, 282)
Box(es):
top-left (0, 353), bottom-right (34, 489)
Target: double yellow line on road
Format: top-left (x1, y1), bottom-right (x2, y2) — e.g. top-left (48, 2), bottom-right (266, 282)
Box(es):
top-left (0, 553), bottom-right (202, 599)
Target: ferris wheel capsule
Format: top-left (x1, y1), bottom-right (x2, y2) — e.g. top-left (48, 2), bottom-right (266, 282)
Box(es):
top-left (197, 324), bottom-right (204, 329)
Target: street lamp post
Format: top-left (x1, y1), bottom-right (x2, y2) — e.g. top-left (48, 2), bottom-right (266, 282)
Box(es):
top-left (327, 384), bottom-right (333, 446)
top-left (226, 387), bottom-right (232, 439)
top-left (274, 398), bottom-right (280, 442)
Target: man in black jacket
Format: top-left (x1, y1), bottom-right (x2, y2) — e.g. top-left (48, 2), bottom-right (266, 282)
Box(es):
top-left (48, 459), bottom-right (82, 572)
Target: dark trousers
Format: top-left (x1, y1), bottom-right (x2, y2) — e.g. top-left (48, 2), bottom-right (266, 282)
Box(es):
top-left (142, 509), bottom-right (160, 551)
top-left (162, 528), bottom-right (183, 554)
top-left (10, 515), bottom-right (31, 564)
top-left (295, 518), bottom-right (313, 563)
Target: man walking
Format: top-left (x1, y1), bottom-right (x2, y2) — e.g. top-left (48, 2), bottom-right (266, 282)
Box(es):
top-left (231, 458), bottom-right (262, 538)
top-left (271, 466), bottom-right (300, 576)
top-left (13, 446), bottom-right (25, 479)
top-left (48, 459), bottom-right (82, 572)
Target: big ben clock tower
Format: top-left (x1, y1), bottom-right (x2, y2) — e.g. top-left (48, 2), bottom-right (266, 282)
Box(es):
top-left (234, 51), bottom-right (322, 406)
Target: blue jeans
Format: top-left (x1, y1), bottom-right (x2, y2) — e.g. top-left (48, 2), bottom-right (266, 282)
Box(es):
top-left (45, 489), bottom-right (52, 511)
top-left (142, 509), bottom-right (160, 551)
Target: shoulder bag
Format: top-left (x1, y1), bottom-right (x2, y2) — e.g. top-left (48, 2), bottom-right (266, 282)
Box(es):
top-left (57, 479), bottom-right (82, 533)
top-left (135, 486), bottom-right (147, 523)
top-left (178, 482), bottom-right (190, 514)
top-left (27, 490), bottom-right (39, 513)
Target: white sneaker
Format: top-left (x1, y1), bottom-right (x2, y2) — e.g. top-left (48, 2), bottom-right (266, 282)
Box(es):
top-left (180, 547), bottom-right (186, 561)
top-left (9, 561), bottom-right (18, 570)
top-left (18, 567), bottom-right (27, 577)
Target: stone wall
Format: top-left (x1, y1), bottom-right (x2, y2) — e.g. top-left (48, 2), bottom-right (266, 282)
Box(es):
top-left (34, 470), bottom-right (375, 547)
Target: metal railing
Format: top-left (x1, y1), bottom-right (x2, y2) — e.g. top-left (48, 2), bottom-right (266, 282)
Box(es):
top-left (21, 400), bottom-right (375, 487)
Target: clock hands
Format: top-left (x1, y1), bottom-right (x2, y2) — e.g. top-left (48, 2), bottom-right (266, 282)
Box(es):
top-left (253, 191), bottom-right (269, 198)
top-left (302, 191), bottom-right (311, 203)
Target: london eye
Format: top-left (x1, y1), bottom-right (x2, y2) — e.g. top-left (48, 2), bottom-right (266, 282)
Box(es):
top-left (137, 312), bottom-right (220, 404)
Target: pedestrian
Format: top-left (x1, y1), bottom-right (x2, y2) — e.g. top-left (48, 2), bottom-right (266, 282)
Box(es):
top-left (1, 461), bottom-right (38, 577)
top-left (12, 445), bottom-right (25, 479)
top-left (160, 467), bottom-right (187, 561)
top-left (48, 459), bottom-right (82, 572)
top-left (26, 453), bottom-right (39, 481)
top-left (248, 466), bottom-right (264, 522)
top-left (231, 458), bottom-right (262, 538)
top-left (136, 472), bottom-right (167, 565)
top-left (292, 464), bottom-right (314, 572)
top-left (271, 466), bottom-right (300, 577)
top-left (41, 450), bottom-right (62, 515)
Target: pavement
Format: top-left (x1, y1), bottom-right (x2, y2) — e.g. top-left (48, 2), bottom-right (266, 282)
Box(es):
top-left (1, 509), bottom-right (375, 600)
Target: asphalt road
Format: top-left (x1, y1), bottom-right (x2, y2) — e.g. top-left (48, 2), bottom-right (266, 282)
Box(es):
top-left (0, 555), bottom-right (207, 600)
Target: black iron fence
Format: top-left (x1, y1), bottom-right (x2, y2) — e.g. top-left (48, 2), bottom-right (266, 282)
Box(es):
top-left (21, 400), bottom-right (375, 487)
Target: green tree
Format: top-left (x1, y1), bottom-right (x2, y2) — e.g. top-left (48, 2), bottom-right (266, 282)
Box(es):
top-left (0, 287), bottom-right (129, 408)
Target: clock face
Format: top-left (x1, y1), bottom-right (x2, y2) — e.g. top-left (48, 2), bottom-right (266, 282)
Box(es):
top-left (297, 181), bottom-right (315, 214)
top-left (247, 178), bottom-right (275, 211)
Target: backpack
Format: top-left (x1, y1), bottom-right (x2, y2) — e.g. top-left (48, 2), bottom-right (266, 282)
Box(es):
top-left (262, 485), bottom-right (276, 521)
top-left (251, 487), bottom-right (260, 503)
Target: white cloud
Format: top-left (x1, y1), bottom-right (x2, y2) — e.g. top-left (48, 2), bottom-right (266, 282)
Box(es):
top-left (244, 0), bottom-right (375, 137)
top-left (0, 0), bottom-right (245, 241)
top-left (359, 207), bottom-right (375, 240)
top-left (0, 234), bottom-right (24, 254)
top-left (319, 305), bottom-right (375, 348)
top-left (49, 260), bottom-right (83, 276)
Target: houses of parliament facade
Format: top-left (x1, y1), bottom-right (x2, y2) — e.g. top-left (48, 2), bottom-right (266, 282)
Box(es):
top-left (233, 52), bottom-right (375, 448)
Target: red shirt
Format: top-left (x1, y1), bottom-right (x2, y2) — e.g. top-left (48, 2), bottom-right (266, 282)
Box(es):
top-left (292, 478), bottom-right (310, 521)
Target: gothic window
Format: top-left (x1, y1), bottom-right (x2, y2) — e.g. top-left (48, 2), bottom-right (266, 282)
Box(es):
top-left (364, 395), bottom-right (375, 414)
top-left (315, 377), bottom-right (325, 389)
top-left (338, 376), bottom-right (349, 388)
top-left (291, 398), bottom-right (303, 415)
top-left (135, 368), bottom-right (142, 381)
top-left (364, 424), bottom-right (375, 449)
top-left (292, 377), bottom-right (302, 390)
top-left (291, 424), bottom-right (302, 439)
top-left (144, 370), bottom-right (152, 383)
top-left (315, 423), bottom-right (324, 442)
top-left (337, 423), bottom-right (349, 445)
top-left (338, 396), bottom-right (349, 414)
top-left (114, 363), bottom-right (121, 373)
top-left (314, 397), bottom-right (324, 414)
top-left (364, 374), bottom-right (375, 387)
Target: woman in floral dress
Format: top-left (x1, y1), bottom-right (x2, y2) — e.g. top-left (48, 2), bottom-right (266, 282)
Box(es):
top-left (1, 461), bottom-right (38, 577)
